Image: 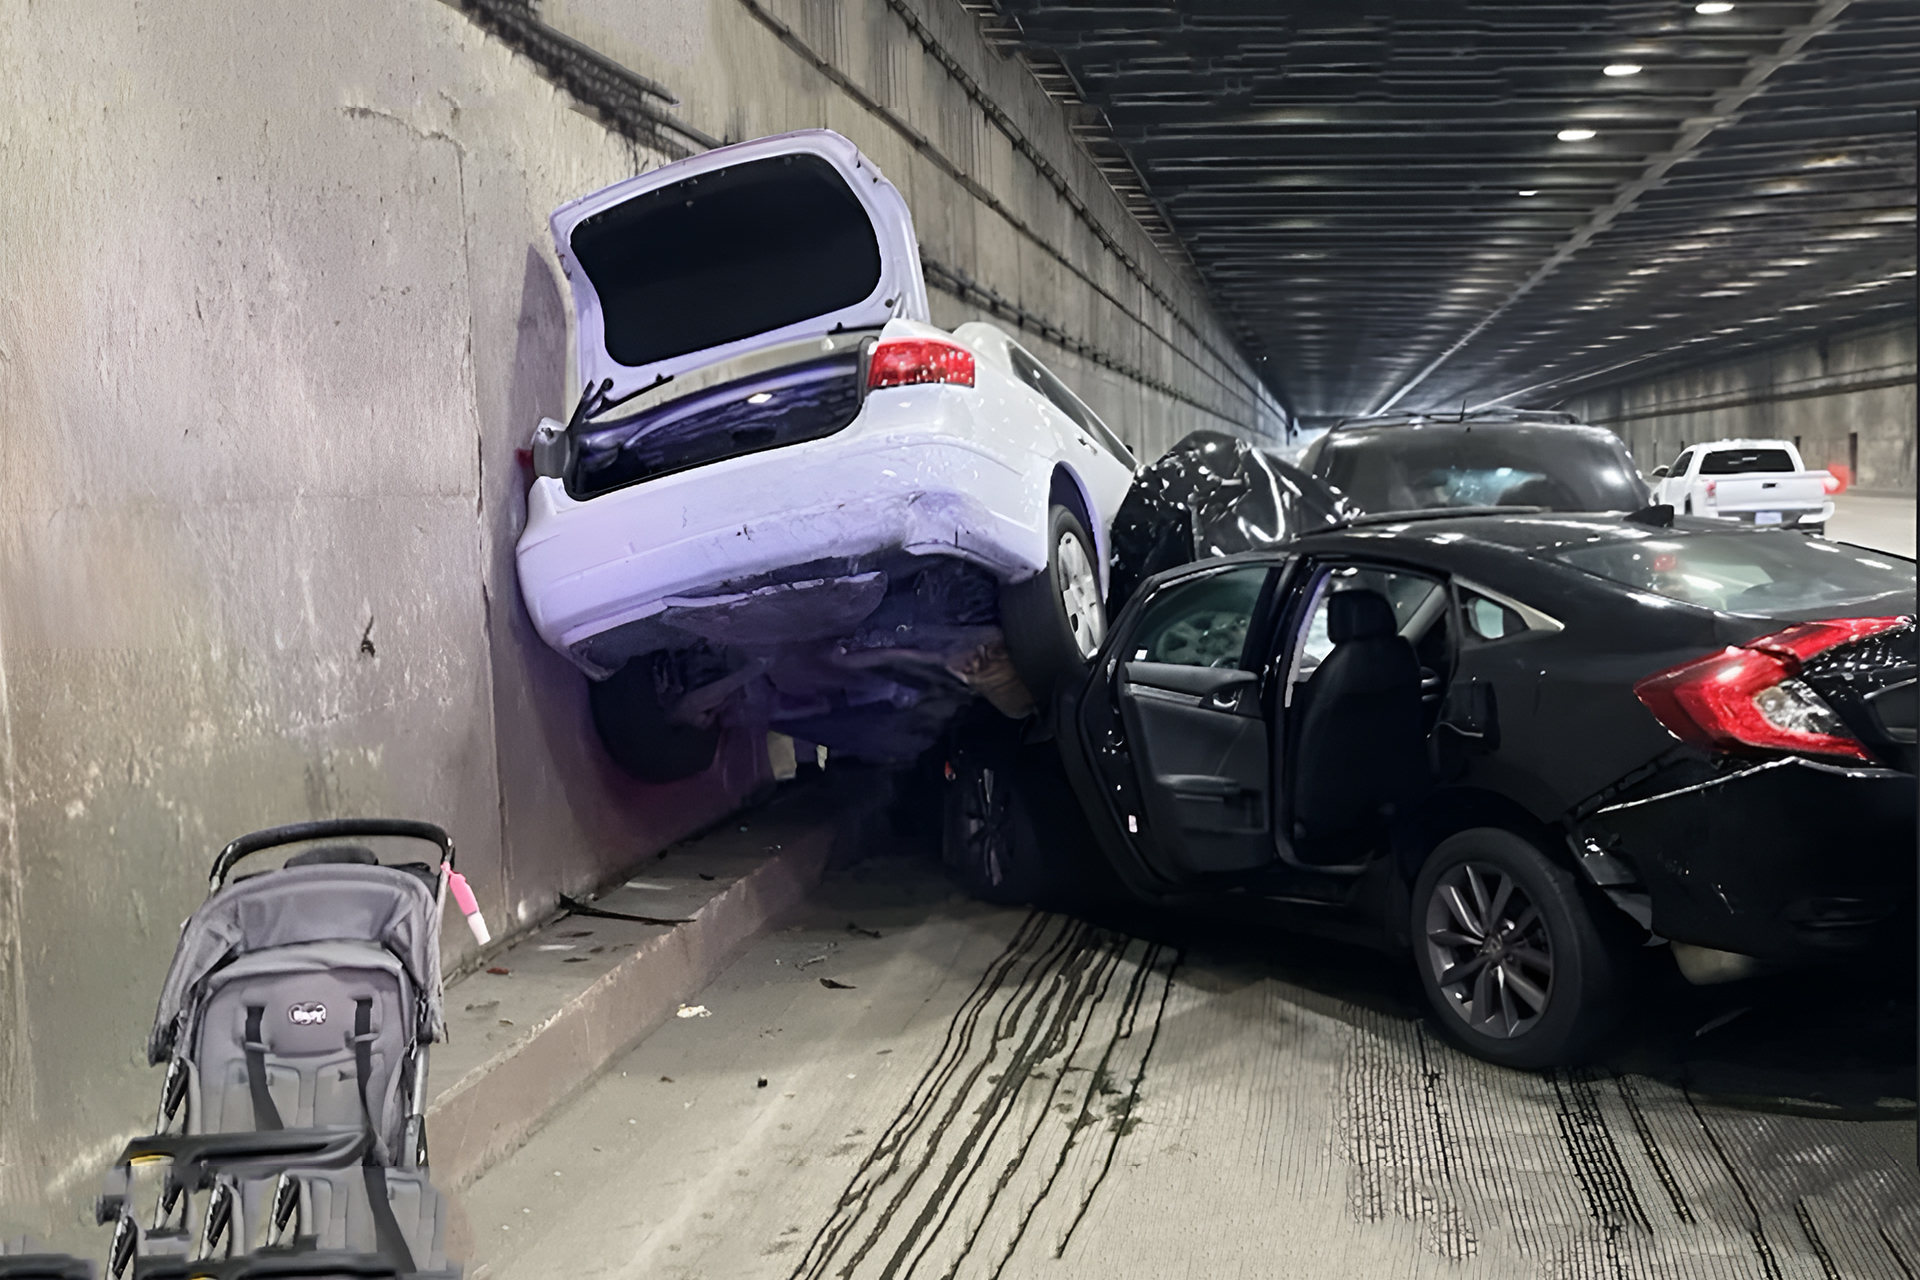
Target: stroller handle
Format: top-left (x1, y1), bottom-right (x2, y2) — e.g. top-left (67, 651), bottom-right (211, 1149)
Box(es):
top-left (210, 819), bottom-right (455, 892)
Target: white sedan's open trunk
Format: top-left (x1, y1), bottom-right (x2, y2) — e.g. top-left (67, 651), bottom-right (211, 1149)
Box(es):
top-left (549, 129), bottom-right (928, 405)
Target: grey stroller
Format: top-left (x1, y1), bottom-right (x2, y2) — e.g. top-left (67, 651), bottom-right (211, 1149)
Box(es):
top-left (97, 820), bottom-right (460, 1279)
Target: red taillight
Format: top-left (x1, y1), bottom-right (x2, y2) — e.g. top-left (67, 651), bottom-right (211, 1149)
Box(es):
top-left (1705, 480), bottom-right (1717, 501)
top-left (867, 338), bottom-right (975, 390)
top-left (1633, 617), bottom-right (1909, 762)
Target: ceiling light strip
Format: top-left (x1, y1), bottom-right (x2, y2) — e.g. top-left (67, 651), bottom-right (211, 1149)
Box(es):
top-left (1366, 0), bottom-right (1855, 416)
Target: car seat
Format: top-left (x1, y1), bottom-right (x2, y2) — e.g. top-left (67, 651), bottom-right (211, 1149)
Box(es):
top-left (1289, 590), bottom-right (1432, 864)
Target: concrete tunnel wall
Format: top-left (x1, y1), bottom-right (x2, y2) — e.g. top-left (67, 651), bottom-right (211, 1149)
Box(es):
top-left (1559, 318), bottom-right (1918, 495)
top-left (0, 0), bottom-right (1280, 1232)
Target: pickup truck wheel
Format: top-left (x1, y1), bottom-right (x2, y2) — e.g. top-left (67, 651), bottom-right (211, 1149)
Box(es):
top-left (588, 653), bottom-right (722, 783)
top-left (1001, 504), bottom-right (1105, 704)
top-left (1411, 828), bottom-right (1622, 1069)
top-left (1682, 498), bottom-right (1693, 515)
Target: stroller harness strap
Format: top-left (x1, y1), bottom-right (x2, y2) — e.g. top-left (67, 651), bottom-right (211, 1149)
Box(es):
top-left (353, 997), bottom-right (418, 1274)
top-left (242, 1006), bottom-right (285, 1130)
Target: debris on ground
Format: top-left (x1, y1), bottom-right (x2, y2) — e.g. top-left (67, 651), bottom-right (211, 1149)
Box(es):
top-left (677, 1004), bottom-right (713, 1018)
top-left (487, 967), bottom-right (510, 976)
top-left (847, 922), bottom-right (881, 939)
top-left (558, 893), bottom-right (692, 926)
top-left (820, 978), bottom-right (855, 990)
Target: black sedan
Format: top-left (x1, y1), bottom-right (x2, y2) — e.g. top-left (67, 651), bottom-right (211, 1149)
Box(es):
top-left (943, 511), bottom-right (1916, 1068)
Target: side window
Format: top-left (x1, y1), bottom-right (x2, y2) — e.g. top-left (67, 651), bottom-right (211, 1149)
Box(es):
top-left (1461, 589), bottom-right (1528, 642)
top-left (1127, 565), bottom-right (1271, 670)
top-left (1008, 344), bottom-right (1137, 468)
top-left (1287, 564), bottom-right (1451, 702)
top-left (1669, 449), bottom-right (1694, 478)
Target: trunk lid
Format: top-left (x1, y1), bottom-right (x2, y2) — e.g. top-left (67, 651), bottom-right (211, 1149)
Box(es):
top-left (1707, 473), bottom-right (1830, 515)
top-left (550, 129), bottom-right (929, 402)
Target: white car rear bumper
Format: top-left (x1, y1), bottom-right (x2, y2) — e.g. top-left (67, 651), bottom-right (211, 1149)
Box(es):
top-left (516, 396), bottom-right (1050, 663)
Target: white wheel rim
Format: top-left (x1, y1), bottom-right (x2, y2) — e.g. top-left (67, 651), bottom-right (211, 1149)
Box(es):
top-left (1056, 531), bottom-right (1105, 658)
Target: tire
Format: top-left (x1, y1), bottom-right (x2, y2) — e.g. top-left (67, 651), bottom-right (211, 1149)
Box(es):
top-left (588, 652), bottom-right (722, 783)
top-left (1001, 503), bottom-right (1106, 703)
top-left (940, 715), bottom-right (1050, 905)
top-left (1682, 498), bottom-right (1693, 515)
top-left (1409, 828), bottom-right (1621, 1069)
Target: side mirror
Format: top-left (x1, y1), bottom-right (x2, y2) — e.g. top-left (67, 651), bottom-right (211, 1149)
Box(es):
top-left (1650, 465), bottom-right (1669, 478)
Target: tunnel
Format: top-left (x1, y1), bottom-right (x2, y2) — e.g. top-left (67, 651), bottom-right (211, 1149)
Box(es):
top-left (0, 2), bottom-right (1914, 1275)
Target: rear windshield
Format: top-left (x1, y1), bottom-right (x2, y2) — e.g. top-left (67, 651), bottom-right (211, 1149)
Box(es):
top-left (571, 154), bottom-right (882, 369)
top-left (1317, 427), bottom-right (1647, 514)
top-left (1698, 448), bottom-right (1796, 475)
top-left (1554, 532), bottom-right (1916, 615)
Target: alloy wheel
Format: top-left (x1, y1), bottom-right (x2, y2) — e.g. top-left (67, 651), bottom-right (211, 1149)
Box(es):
top-left (1055, 530), bottom-right (1105, 659)
top-left (958, 764), bottom-right (1010, 888)
top-left (1423, 861), bottom-right (1555, 1039)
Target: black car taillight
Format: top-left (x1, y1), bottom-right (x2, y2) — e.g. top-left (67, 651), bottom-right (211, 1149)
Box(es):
top-left (867, 337), bottom-right (975, 389)
top-left (1634, 617), bottom-right (1911, 762)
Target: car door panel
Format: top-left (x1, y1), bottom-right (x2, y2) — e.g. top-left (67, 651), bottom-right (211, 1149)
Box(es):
top-left (1118, 667), bottom-right (1269, 869)
top-left (1101, 564), bottom-right (1278, 880)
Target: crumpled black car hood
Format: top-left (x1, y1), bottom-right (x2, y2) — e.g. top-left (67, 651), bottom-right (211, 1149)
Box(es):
top-left (1109, 430), bottom-right (1351, 609)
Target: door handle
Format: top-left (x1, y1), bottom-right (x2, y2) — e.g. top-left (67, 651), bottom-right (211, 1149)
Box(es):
top-left (1159, 774), bottom-right (1241, 797)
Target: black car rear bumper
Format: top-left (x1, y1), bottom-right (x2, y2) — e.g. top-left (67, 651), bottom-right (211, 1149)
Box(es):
top-left (1581, 756), bottom-right (1915, 964)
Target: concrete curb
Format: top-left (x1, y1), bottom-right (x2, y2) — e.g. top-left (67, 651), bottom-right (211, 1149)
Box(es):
top-left (425, 801), bottom-right (837, 1192)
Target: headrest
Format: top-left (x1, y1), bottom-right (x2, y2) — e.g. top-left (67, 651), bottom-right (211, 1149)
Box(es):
top-left (284, 843), bottom-right (379, 868)
top-left (1328, 590), bottom-right (1397, 643)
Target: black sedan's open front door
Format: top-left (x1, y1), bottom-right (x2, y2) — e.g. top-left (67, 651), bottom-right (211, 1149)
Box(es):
top-left (1106, 563), bottom-right (1281, 881)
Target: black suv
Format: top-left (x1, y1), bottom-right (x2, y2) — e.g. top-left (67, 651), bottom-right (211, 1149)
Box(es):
top-left (1299, 409), bottom-right (1650, 515)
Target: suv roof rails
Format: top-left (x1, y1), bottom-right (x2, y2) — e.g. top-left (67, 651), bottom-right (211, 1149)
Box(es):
top-left (1331, 407), bottom-right (1582, 430)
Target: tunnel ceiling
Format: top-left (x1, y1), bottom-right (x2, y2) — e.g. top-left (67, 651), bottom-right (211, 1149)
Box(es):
top-left (961, 0), bottom-right (1918, 425)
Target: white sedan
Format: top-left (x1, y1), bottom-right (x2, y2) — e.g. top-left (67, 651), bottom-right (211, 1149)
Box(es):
top-left (516, 129), bottom-right (1137, 779)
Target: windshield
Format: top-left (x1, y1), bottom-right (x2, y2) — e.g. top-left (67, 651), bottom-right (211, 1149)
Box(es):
top-left (1317, 427), bottom-right (1647, 514)
top-left (1554, 531), bottom-right (1916, 615)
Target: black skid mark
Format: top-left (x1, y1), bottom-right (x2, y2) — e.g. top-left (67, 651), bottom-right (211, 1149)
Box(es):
top-left (1612, 1073), bottom-right (1692, 1224)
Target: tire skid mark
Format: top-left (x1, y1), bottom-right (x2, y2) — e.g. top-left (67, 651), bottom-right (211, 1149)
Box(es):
top-left (955, 938), bottom-right (1162, 1277)
top-left (1551, 1068), bottom-right (1651, 1236)
top-left (860, 920), bottom-right (1101, 1277)
top-left (889, 928), bottom-right (1126, 1277)
top-left (821, 914), bottom-right (1084, 1278)
top-left (1339, 1014), bottom-right (1478, 1260)
top-left (922, 935), bottom-right (1134, 1280)
top-left (1882, 1223), bottom-right (1919, 1279)
top-left (1050, 943), bottom-right (1177, 1259)
top-left (1613, 1073), bottom-right (1693, 1224)
top-left (786, 914), bottom-right (1175, 1280)
top-left (1793, 1200), bottom-right (1840, 1280)
top-left (1682, 1089), bottom-right (1783, 1280)
top-left (789, 910), bottom-right (1061, 1280)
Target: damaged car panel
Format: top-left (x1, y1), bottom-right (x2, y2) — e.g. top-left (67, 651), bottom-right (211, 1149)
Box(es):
top-left (517, 130), bottom-right (1135, 774)
top-left (1107, 429), bottom-right (1349, 610)
top-left (1049, 512), bottom-right (1916, 1068)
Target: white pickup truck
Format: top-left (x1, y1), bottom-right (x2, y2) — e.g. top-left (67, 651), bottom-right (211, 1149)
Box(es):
top-left (1648, 438), bottom-right (1835, 533)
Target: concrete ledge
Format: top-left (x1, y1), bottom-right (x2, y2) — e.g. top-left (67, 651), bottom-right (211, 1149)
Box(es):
top-left (425, 791), bottom-right (837, 1190)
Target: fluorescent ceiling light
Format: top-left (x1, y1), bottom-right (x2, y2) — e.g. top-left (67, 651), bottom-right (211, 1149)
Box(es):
top-left (1695, 2), bottom-right (1733, 12)
top-left (1603, 64), bottom-right (1643, 76)
top-left (1517, 189), bottom-right (1539, 196)
top-left (1557, 128), bottom-right (1596, 141)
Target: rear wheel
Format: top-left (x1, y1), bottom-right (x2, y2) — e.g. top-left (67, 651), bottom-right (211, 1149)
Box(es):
top-left (1410, 828), bottom-right (1621, 1068)
top-left (1001, 504), bottom-right (1105, 703)
top-left (588, 652), bottom-right (722, 783)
